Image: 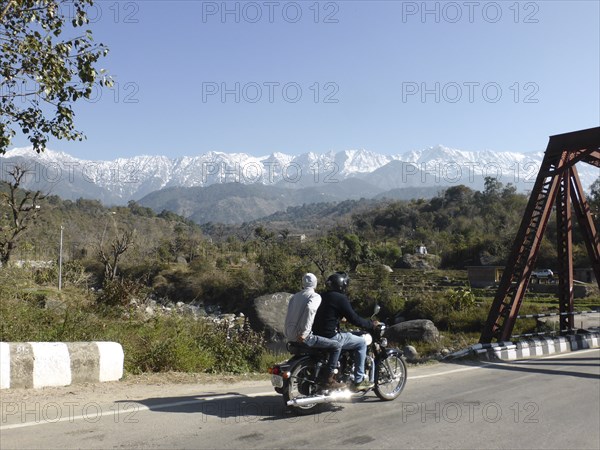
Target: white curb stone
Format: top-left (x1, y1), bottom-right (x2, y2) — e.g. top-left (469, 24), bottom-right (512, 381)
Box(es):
top-left (448, 332), bottom-right (600, 361)
top-left (31, 342), bottom-right (71, 388)
top-left (0, 342), bottom-right (123, 389)
top-left (0, 342), bottom-right (10, 389)
top-left (97, 342), bottom-right (124, 382)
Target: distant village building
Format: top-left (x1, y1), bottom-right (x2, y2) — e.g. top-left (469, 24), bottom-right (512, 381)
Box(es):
top-left (279, 233), bottom-right (306, 243)
top-left (467, 266), bottom-right (504, 288)
top-left (292, 234), bottom-right (306, 243)
top-left (415, 245), bottom-right (427, 255)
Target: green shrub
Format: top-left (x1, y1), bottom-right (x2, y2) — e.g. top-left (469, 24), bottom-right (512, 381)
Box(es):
top-left (447, 304), bottom-right (489, 332)
top-left (96, 278), bottom-right (147, 308)
top-left (379, 293), bottom-right (406, 320)
top-left (0, 293), bottom-right (54, 341)
top-left (348, 266), bottom-right (401, 317)
top-left (32, 265), bottom-right (57, 285)
top-left (119, 317), bottom-right (217, 374)
top-left (445, 287), bottom-right (476, 312)
top-left (116, 317), bottom-right (266, 374)
top-left (0, 284), bottom-right (100, 342)
top-left (196, 322), bottom-right (265, 373)
top-left (403, 291), bottom-right (450, 328)
top-left (257, 244), bottom-right (305, 293)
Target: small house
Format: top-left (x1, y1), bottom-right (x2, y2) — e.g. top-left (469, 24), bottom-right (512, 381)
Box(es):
top-left (467, 266), bottom-right (504, 288)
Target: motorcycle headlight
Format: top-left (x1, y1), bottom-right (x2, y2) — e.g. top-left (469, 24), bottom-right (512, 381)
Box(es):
top-left (363, 333), bottom-right (373, 346)
top-left (380, 338), bottom-right (388, 347)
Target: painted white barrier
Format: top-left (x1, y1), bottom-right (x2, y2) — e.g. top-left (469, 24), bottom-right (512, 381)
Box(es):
top-left (0, 342), bottom-right (123, 389)
top-left (31, 342), bottom-right (71, 388)
top-left (97, 342), bottom-right (125, 382)
top-left (0, 342), bottom-right (10, 389)
top-left (449, 332), bottom-right (600, 361)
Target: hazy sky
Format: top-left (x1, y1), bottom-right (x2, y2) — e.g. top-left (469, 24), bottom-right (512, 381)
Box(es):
top-left (9, 0), bottom-right (600, 159)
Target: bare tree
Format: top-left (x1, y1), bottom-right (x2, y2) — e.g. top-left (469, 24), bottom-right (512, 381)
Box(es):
top-left (236, 223), bottom-right (255, 243)
top-left (98, 218), bottom-right (135, 281)
top-left (0, 165), bottom-right (44, 265)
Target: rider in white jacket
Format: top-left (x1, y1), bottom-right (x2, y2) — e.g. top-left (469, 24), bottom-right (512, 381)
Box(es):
top-left (284, 273), bottom-right (343, 389)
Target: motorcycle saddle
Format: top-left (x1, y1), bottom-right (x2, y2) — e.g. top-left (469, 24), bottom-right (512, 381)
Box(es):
top-left (286, 341), bottom-right (330, 356)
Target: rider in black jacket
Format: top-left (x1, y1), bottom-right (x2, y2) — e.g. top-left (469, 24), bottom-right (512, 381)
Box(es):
top-left (312, 272), bottom-right (378, 391)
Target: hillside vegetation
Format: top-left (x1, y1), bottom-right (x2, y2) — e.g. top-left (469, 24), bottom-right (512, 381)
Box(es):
top-left (3, 176), bottom-right (599, 307)
top-left (1, 176), bottom-right (599, 373)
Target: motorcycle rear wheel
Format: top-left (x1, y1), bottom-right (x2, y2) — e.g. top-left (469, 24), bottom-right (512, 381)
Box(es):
top-left (374, 355), bottom-right (407, 401)
top-left (284, 359), bottom-right (322, 415)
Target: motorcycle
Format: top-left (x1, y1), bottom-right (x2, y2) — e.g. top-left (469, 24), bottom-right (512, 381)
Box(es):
top-left (268, 305), bottom-right (407, 415)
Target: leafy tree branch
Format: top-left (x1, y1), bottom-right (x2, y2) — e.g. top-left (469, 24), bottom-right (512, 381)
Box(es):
top-left (1, 0), bottom-right (111, 153)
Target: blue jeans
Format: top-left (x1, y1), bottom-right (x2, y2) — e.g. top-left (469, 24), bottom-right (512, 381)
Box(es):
top-left (304, 333), bottom-right (342, 373)
top-left (333, 332), bottom-right (367, 383)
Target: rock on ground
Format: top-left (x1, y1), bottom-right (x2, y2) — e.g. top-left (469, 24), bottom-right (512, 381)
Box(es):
top-left (385, 319), bottom-right (440, 344)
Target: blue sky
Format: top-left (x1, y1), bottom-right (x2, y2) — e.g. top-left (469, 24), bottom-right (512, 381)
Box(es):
top-left (10, 0), bottom-right (600, 159)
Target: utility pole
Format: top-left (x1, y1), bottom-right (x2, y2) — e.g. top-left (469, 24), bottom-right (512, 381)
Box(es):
top-left (58, 225), bottom-right (64, 291)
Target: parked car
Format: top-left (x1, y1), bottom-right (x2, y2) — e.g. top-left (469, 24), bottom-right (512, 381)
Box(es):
top-left (531, 269), bottom-right (554, 279)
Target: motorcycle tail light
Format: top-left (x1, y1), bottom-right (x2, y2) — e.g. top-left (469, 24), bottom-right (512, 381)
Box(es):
top-left (269, 366), bottom-right (281, 375)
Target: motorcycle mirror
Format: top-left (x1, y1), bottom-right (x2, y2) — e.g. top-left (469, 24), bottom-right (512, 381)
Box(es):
top-left (372, 304), bottom-right (381, 318)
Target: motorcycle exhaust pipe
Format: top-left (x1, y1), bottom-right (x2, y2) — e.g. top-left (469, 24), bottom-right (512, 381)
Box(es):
top-left (287, 389), bottom-right (354, 407)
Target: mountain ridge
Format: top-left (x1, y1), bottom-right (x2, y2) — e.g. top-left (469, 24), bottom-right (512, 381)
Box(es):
top-left (2, 146), bottom-right (598, 224)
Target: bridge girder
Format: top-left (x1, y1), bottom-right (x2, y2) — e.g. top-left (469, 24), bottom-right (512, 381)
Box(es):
top-left (480, 127), bottom-right (600, 343)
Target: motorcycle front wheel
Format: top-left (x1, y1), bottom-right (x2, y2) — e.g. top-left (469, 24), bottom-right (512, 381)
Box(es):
top-left (283, 359), bottom-right (321, 415)
top-left (374, 354), bottom-right (407, 401)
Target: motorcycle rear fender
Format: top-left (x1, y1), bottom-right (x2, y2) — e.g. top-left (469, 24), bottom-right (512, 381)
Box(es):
top-left (277, 355), bottom-right (314, 373)
top-left (272, 356), bottom-right (311, 393)
top-left (378, 347), bottom-right (403, 360)
top-left (288, 355), bottom-right (316, 370)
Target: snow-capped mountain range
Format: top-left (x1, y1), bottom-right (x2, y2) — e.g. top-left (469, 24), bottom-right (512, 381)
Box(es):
top-left (1, 146), bottom-right (598, 206)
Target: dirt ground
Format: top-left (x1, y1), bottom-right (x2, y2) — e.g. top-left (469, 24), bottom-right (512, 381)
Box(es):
top-left (0, 372), bottom-right (271, 406)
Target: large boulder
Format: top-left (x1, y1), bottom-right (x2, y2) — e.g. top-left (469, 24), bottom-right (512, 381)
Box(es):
top-left (247, 292), bottom-right (292, 342)
top-left (385, 319), bottom-right (440, 344)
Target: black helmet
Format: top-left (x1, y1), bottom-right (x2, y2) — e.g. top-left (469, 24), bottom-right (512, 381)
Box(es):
top-left (326, 272), bottom-right (350, 293)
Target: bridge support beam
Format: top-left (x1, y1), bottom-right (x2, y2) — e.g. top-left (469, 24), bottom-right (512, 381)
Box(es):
top-left (480, 127), bottom-right (600, 343)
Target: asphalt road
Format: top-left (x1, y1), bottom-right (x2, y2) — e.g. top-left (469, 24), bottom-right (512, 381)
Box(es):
top-left (1, 349), bottom-right (599, 449)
